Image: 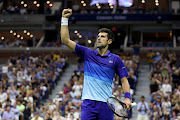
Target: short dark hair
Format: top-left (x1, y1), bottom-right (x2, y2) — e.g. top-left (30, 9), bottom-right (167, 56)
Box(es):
top-left (98, 28), bottom-right (114, 41)
top-left (141, 96), bottom-right (145, 99)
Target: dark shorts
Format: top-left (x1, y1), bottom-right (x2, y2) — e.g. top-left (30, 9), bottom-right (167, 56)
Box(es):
top-left (81, 99), bottom-right (114, 120)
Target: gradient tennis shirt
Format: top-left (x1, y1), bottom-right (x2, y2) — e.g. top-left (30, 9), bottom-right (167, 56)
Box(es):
top-left (74, 44), bottom-right (128, 102)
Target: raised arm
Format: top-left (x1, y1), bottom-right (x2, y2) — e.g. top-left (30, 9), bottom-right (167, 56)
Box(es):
top-left (61, 9), bottom-right (76, 52)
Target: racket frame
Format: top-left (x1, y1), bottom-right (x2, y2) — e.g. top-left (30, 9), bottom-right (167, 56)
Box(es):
top-left (107, 97), bottom-right (127, 117)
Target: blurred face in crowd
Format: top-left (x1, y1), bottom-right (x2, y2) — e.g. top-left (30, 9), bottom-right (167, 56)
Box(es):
top-left (13, 103), bottom-right (17, 108)
top-left (40, 107), bottom-right (44, 112)
top-left (17, 101), bottom-right (21, 105)
top-left (165, 80), bottom-right (169, 84)
top-left (157, 97), bottom-right (161, 103)
top-left (141, 96), bottom-right (145, 102)
top-left (7, 106), bottom-right (10, 112)
top-left (153, 105), bottom-right (158, 111)
top-left (35, 113), bottom-right (39, 119)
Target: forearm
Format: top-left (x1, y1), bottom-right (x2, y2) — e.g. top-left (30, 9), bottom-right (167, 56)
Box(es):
top-left (61, 25), bottom-right (70, 45)
top-left (121, 77), bottom-right (130, 93)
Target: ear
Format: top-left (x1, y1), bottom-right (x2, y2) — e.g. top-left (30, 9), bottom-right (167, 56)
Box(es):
top-left (108, 39), bottom-right (112, 45)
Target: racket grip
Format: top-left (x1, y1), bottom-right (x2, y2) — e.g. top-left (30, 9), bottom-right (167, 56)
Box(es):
top-left (131, 102), bottom-right (137, 107)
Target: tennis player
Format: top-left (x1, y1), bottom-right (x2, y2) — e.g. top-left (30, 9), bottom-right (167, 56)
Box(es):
top-left (61, 9), bottom-right (131, 120)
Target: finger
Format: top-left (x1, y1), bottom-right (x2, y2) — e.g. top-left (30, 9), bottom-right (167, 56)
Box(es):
top-left (64, 10), bottom-right (72, 14)
top-left (63, 9), bottom-right (69, 14)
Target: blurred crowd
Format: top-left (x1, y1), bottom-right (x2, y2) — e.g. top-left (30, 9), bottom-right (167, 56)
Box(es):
top-left (0, 39), bottom-right (28, 48)
top-left (0, 52), bottom-right (68, 120)
top-left (146, 48), bottom-right (180, 120)
top-left (0, 0), bottom-right (177, 15)
top-left (0, 1), bottom-right (49, 14)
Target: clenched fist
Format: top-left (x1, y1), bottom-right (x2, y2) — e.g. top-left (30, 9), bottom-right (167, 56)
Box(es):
top-left (62, 9), bottom-right (72, 18)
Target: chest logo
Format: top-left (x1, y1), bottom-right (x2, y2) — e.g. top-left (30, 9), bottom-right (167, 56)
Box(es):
top-left (109, 60), bottom-right (113, 63)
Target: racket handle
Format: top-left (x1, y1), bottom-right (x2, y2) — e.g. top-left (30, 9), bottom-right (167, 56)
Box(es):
top-left (131, 102), bottom-right (137, 107)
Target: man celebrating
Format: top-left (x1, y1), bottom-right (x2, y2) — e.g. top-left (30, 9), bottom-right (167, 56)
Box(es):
top-left (61, 9), bottom-right (131, 120)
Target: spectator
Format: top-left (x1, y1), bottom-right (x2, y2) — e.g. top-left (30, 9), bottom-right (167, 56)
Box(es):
top-left (7, 84), bottom-right (19, 105)
top-left (2, 106), bottom-right (14, 120)
top-left (154, 52), bottom-right (161, 65)
top-left (16, 100), bottom-right (25, 120)
top-left (44, 112), bottom-right (52, 120)
top-left (127, 70), bottom-right (137, 93)
top-left (31, 111), bottom-right (44, 120)
top-left (161, 79), bottom-right (172, 97)
top-left (162, 97), bottom-right (171, 110)
top-left (160, 62), bottom-right (169, 80)
top-left (154, 96), bottom-right (162, 109)
top-left (131, 44), bottom-right (141, 63)
top-left (147, 47), bottom-right (155, 71)
top-left (72, 81), bottom-right (83, 97)
top-left (149, 105), bottom-right (162, 120)
top-left (2, 62), bottom-right (9, 74)
top-left (11, 102), bottom-right (20, 120)
top-left (0, 88), bottom-right (8, 108)
top-left (52, 111), bottom-right (66, 120)
top-left (149, 78), bottom-right (159, 100)
top-left (137, 96), bottom-right (149, 120)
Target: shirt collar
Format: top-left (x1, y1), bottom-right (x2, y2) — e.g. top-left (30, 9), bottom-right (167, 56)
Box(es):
top-left (95, 49), bottom-right (111, 57)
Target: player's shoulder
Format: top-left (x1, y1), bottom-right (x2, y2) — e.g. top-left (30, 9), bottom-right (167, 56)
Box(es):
top-left (111, 53), bottom-right (122, 60)
top-left (76, 44), bottom-right (92, 51)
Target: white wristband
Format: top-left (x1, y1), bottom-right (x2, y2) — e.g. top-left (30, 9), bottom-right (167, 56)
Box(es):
top-left (61, 17), bottom-right (68, 26)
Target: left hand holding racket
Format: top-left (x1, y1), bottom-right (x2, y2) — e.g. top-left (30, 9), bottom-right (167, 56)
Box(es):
top-left (107, 97), bottom-right (137, 117)
top-left (123, 98), bottom-right (131, 110)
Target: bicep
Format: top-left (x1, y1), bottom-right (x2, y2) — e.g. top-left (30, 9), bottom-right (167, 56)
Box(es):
top-left (65, 39), bottom-right (76, 52)
top-left (115, 57), bottom-right (128, 79)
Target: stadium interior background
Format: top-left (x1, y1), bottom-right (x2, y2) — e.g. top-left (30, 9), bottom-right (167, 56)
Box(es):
top-left (0, 0), bottom-right (180, 120)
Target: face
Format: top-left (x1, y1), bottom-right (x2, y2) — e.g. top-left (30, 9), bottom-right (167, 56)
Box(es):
top-left (141, 97), bottom-right (145, 102)
top-left (97, 32), bottom-right (112, 49)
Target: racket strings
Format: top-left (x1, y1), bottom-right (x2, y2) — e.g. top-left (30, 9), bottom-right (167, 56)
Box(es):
top-left (107, 97), bottom-right (127, 117)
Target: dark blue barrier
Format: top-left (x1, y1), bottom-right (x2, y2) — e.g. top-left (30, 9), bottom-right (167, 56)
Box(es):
top-left (68, 14), bottom-right (171, 21)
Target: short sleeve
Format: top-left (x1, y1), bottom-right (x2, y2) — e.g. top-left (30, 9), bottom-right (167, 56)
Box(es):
top-left (115, 56), bottom-right (128, 79)
top-left (73, 44), bottom-right (88, 60)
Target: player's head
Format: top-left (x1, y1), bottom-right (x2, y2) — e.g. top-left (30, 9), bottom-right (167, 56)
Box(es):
top-left (97, 28), bottom-right (114, 49)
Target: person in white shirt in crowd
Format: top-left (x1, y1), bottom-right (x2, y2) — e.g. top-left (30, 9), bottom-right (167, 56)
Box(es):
top-left (0, 88), bottom-right (8, 108)
top-left (40, 83), bottom-right (47, 97)
top-left (72, 81), bottom-right (83, 97)
top-left (31, 111), bottom-right (43, 120)
top-left (162, 96), bottom-right (171, 109)
top-left (48, 100), bottom-right (56, 111)
top-left (24, 92), bottom-right (33, 108)
top-left (7, 84), bottom-right (19, 105)
top-left (137, 96), bottom-right (149, 120)
top-left (161, 79), bottom-right (172, 97)
top-left (52, 111), bottom-right (66, 120)
top-left (2, 62), bottom-right (9, 74)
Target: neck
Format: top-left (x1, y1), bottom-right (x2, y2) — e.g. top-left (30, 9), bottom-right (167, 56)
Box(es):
top-left (98, 46), bottom-right (108, 56)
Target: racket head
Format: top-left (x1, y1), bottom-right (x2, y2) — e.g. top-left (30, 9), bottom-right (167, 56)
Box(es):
top-left (107, 97), bottom-right (127, 117)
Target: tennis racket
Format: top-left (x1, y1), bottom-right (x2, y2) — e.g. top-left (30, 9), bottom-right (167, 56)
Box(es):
top-left (107, 97), bottom-right (137, 117)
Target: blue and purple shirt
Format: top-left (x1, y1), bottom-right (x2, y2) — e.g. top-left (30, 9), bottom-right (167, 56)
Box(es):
top-left (74, 44), bottom-right (128, 102)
